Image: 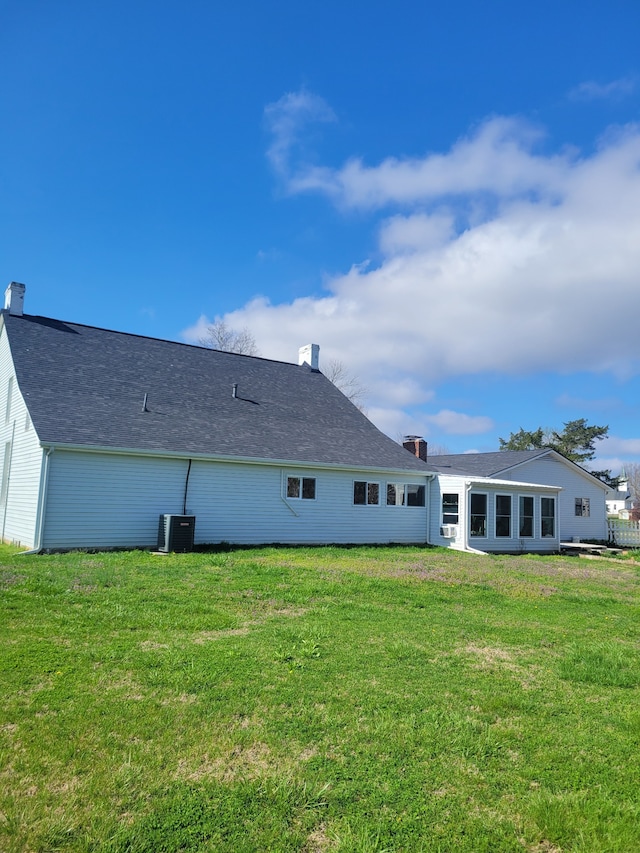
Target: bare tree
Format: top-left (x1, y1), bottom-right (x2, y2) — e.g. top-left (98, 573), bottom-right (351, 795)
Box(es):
top-left (624, 463), bottom-right (640, 500)
top-left (427, 443), bottom-right (451, 457)
top-left (324, 359), bottom-right (368, 411)
top-left (199, 320), bottom-right (259, 356)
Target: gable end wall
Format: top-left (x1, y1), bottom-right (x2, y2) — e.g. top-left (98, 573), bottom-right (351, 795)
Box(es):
top-left (0, 325), bottom-right (43, 547)
top-left (497, 456), bottom-right (607, 541)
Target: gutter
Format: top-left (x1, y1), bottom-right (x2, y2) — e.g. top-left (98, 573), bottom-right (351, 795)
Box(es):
top-left (424, 472), bottom-right (436, 545)
top-left (20, 446), bottom-right (53, 555)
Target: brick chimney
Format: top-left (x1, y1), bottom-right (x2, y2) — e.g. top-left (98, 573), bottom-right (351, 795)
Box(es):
top-left (403, 435), bottom-right (427, 462)
top-left (4, 282), bottom-right (25, 316)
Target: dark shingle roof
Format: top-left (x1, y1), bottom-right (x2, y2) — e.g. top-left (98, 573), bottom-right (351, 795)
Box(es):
top-left (427, 450), bottom-right (550, 477)
top-left (428, 450), bottom-right (609, 488)
top-left (3, 312), bottom-right (429, 473)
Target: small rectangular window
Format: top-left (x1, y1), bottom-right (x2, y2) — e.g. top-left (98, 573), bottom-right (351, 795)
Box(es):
top-left (495, 494), bottom-right (512, 537)
top-left (406, 484), bottom-right (425, 507)
top-left (387, 484), bottom-right (425, 507)
top-left (442, 493), bottom-right (459, 524)
top-left (287, 476), bottom-right (316, 500)
top-left (302, 477), bottom-right (316, 500)
top-left (354, 481), bottom-right (379, 505)
top-left (575, 498), bottom-right (590, 517)
top-left (470, 493), bottom-right (487, 537)
top-left (387, 483), bottom-right (404, 506)
top-left (541, 497), bottom-right (555, 537)
top-left (519, 496), bottom-right (534, 537)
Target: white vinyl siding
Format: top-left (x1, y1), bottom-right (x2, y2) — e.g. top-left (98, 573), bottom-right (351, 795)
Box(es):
top-left (497, 454), bottom-right (608, 541)
top-left (429, 476), bottom-right (463, 546)
top-left (0, 325), bottom-right (43, 547)
top-left (41, 451), bottom-right (431, 549)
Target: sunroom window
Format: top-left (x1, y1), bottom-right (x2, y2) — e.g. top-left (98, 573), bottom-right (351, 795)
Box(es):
top-left (495, 495), bottom-right (512, 537)
top-left (470, 493), bottom-right (487, 537)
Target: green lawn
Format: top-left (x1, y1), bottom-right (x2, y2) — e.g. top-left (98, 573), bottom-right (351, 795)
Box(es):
top-left (1, 544), bottom-right (639, 852)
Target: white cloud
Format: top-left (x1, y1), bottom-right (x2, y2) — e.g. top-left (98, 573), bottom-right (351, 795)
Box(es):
top-left (183, 313), bottom-right (214, 344)
top-left (423, 410), bottom-right (494, 436)
top-left (185, 94), bottom-right (640, 440)
top-left (264, 90), bottom-right (336, 181)
top-left (599, 436), bottom-right (640, 456)
top-left (379, 213), bottom-right (456, 255)
top-left (281, 115), bottom-right (572, 208)
top-left (570, 77), bottom-right (636, 101)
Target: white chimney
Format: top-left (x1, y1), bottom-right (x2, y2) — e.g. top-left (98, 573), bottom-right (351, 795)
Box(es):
top-left (298, 343), bottom-right (319, 370)
top-left (4, 282), bottom-right (26, 316)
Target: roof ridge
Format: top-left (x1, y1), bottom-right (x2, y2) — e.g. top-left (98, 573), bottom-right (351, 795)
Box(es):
top-left (6, 312), bottom-right (301, 369)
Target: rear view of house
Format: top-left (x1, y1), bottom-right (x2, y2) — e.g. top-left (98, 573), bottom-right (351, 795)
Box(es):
top-left (1, 283), bottom-right (565, 554)
top-left (0, 283), bottom-right (433, 551)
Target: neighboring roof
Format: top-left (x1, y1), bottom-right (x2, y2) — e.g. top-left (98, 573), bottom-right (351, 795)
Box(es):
top-left (428, 449), bottom-right (609, 489)
top-left (2, 311), bottom-right (429, 473)
top-left (605, 489), bottom-right (632, 502)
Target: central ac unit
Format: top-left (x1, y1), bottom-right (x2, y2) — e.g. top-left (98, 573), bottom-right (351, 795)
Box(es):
top-left (158, 514), bottom-right (196, 553)
top-left (441, 524), bottom-right (457, 538)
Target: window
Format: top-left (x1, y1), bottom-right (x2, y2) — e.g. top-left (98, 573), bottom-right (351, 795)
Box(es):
top-left (354, 481), bottom-right (379, 505)
top-left (442, 493), bottom-right (459, 524)
top-left (470, 493), bottom-right (487, 537)
top-left (541, 497), bottom-right (555, 537)
top-left (495, 495), bottom-right (512, 537)
top-left (387, 483), bottom-right (403, 506)
top-left (519, 496), bottom-right (534, 537)
top-left (387, 483), bottom-right (425, 507)
top-left (575, 498), bottom-right (590, 517)
top-left (287, 476), bottom-right (316, 500)
top-left (406, 484), bottom-right (425, 507)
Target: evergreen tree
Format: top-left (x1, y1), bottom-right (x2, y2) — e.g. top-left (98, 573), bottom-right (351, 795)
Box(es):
top-left (499, 419), bottom-right (614, 483)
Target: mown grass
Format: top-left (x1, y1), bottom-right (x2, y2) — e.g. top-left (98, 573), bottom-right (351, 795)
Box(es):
top-left (1, 544), bottom-right (639, 852)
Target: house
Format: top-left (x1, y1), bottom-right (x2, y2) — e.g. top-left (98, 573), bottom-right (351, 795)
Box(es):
top-left (0, 283), bottom-right (434, 551)
top-left (0, 282), bottom-right (561, 554)
top-left (427, 449), bottom-right (609, 543)
top-left (605, 470), bottom-right (634, 519)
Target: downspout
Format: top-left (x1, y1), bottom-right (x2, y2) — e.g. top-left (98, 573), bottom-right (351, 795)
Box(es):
top-left (425, 473), bottom-right (436, 545)
top-left (463, 479), bottom-right (487, 555)
top-left (20, 445), bottom-right (53, 555)
top-left (183, 459), bottom-right (192, 515)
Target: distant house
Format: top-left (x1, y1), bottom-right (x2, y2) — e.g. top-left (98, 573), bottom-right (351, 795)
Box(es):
top-left (605, 471), bottom-right (634, 519)
top-left (0, 282), bottom-right (561, 554)
top-left (427, 450), bottom-right (609, 543)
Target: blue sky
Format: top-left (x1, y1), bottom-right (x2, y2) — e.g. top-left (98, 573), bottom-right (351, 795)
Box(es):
top-left (3, 1), bottom-right (640, 473)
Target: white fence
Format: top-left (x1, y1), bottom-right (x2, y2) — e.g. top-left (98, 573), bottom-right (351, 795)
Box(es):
top-left (608, 520), bottom-right (640, 547)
